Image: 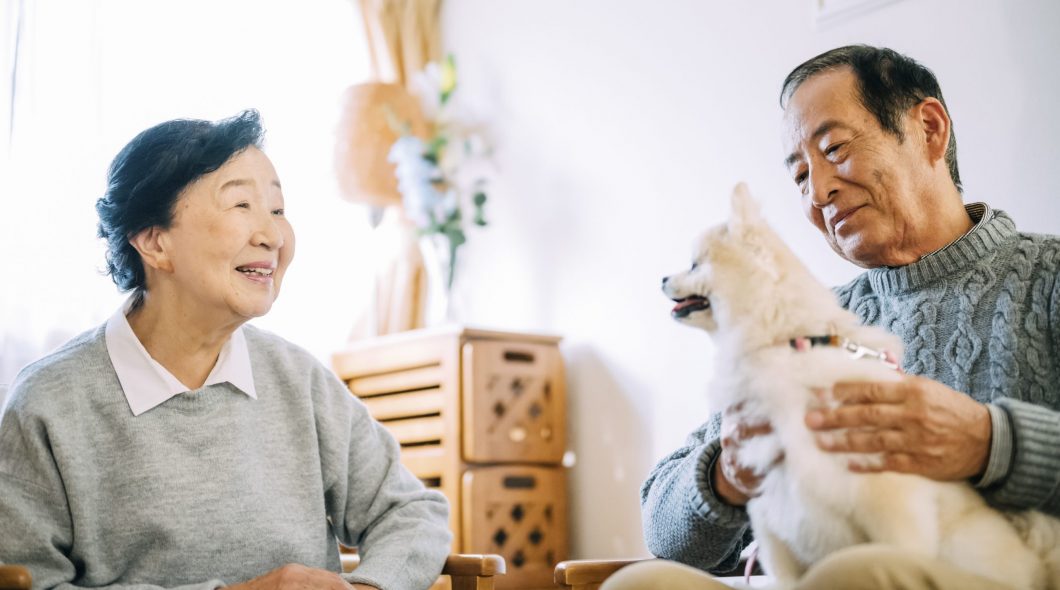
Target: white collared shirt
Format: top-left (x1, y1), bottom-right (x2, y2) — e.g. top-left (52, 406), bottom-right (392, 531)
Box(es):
top-left (919, 202), bottom-right (991, 261)
top-left (104, 297), bottom-right (257, 416)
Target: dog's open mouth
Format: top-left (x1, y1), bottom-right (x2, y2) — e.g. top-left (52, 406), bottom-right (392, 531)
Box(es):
top-left (671, 295), bottom-right (711, 318)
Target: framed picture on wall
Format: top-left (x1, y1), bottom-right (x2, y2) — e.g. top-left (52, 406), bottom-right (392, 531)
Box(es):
top-left (814, 0), bottom-right (904, 28)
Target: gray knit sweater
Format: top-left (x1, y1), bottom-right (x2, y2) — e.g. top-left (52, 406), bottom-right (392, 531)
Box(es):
top-left (0, 325), bottom-right (451, 590)
top-left (640, 209), bottom-right (1060, 573)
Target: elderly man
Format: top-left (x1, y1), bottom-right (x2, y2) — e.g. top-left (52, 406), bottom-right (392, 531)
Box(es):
top-left (607, 45), bottom-right (1060, 590)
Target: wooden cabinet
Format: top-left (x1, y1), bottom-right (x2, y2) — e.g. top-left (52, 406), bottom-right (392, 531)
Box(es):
top-left (333, 327), bottom-right (568, 589)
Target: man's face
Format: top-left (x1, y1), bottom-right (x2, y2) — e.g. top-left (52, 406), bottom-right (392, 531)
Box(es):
top-left (782, 68), bottom-right (934, 268)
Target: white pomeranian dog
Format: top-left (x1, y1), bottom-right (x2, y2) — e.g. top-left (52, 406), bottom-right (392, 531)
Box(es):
top-left (661, 183), bottom-right (1060, 589)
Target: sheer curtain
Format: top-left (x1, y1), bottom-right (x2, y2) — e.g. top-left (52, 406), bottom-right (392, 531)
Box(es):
top-left (0, 0), bottom-right (376, 388)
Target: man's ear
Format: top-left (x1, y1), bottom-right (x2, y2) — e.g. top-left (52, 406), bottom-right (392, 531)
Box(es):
top-left (128, 227), bottom-right (174, 274)
top-left (728, 182), bottom-right (762, 236)
top-left (913, 98), bottom-right (951, 165)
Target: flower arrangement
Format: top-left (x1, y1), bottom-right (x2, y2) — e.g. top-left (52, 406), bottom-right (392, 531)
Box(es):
top-left (388, 55), bottom-right (490, 291)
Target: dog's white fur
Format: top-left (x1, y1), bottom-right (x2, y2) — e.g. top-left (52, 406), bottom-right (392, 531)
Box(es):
top-left (662, 184), bottom-right (1060, 589)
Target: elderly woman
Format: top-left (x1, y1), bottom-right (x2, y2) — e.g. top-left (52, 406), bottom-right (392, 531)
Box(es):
top-left (0, 110), bottom-right (450, 590)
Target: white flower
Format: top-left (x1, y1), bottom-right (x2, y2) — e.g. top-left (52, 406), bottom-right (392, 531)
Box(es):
top-left (388, 136), bottom-right (445, 228)
top-left (410, 62), bottom-right (443, 122)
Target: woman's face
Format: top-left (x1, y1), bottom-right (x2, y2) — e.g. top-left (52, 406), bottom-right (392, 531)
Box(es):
top-left (159, 147), bottom-right (295, 321)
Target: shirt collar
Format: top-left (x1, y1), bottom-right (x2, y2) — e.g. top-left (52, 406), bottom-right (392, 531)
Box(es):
top-left (918, 201), bottom-right (991, 261)
top-left (104, 297), bottom-right (257, 416)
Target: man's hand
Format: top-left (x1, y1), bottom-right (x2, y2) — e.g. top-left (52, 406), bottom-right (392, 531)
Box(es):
top-left (714, 402), bottom-right (783, 506)
top-left (225, 564), bottom-right (377, 590)
top-left (804, 375), bottom-right (991, 481)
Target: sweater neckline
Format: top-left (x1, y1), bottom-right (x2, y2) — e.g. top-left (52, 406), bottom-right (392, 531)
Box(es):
top-left (866, 209), bottom-right (1017, 295)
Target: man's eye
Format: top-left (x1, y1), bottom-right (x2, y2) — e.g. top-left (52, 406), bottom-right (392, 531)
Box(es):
top-left (272, 208), bottom-right (285, 216)
top-left (236, 202), bottom-right (250, 209)
top-left (825, 143), bottom-right (843, 156)
top-left (795, 172), bottom-right (808, 185)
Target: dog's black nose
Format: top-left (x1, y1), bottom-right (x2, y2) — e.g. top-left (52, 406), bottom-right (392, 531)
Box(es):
top-left (661, 276), bottom-right (669, 286)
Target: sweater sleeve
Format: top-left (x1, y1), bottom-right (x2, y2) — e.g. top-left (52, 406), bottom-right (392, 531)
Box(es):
top-left (312, 369), bottom-right (451, 590)
top-left (983, 265), bottom-right (1060, 515)
top-left (0, 389), bottom-right (225, 590)
top-left (987, 399), bottom-right (1060, 516)
top-left (640, 413), bottom-right (751, 573)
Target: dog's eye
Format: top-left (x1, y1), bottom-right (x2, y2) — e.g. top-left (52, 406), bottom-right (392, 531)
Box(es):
top-left (690, 262), bottom-right (698, 271)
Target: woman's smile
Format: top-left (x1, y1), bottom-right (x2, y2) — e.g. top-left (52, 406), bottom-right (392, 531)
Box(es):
top-left (235, 261), bottom-right (276, 285)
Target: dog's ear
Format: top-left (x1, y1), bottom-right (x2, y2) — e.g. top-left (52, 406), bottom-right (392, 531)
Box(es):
top-left (728, 182), bottom-right (762, 235)
top-left (726, 183), bottom-right (779, 279)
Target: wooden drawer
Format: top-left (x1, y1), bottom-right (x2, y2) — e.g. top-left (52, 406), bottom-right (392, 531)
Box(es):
top-left (462, 340), bottom-right (566, 464)
top-left (462, 465), bottom-right (568, 589)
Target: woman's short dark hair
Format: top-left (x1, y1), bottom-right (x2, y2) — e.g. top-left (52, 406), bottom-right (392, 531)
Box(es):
top-left (96, 109), bottom-right (265, 293)
top-left (779, 45), bottom-right (961, 191)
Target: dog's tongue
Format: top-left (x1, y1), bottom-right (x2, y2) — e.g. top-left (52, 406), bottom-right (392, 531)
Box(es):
top-left (672, 297), bottom-right (707, 313)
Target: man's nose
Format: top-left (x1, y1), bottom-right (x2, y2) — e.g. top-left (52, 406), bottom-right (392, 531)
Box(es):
top-left (808, 166), bottom-right (838, 208)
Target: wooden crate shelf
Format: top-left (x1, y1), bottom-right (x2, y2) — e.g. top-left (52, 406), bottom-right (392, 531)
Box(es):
top-left (333, 326), bottom-right (568, 589)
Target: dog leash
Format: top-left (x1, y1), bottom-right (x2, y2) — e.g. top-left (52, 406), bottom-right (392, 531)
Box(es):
top-left (789, 334), bottom-right (901, 371)
top-left (744, 541), bottom-right (759, 584)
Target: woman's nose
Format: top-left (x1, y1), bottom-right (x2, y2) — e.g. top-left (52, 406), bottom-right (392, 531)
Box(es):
top-left (253, 214), bottom-right (285, 250)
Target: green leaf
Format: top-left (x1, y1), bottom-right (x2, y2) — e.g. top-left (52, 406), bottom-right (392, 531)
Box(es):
top-left (440, 54), bottom-right (457, 106)
top-left (447, 227), bottom-right (467, 246)
top-left (428, 135), bottom-right (448, 154)
top-left (473, 191), bottom-right (488, 226)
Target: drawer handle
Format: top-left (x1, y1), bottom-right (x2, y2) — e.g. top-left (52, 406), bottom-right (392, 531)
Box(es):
top-left (503, 475), bottom-right (537, 489)
top-left (503, 350), bottom-right (535, 363)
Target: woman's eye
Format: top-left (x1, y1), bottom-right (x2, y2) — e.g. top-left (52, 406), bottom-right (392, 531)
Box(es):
top-left (795, 172), bottom-right (808, 185)
top-left (272, 208), bottom-right (285, 216)
top-left (236, 202), bottom-right (250, 209)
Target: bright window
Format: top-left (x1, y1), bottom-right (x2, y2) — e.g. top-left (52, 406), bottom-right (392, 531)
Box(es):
top-left (1, 0), bottom-right (375, 385)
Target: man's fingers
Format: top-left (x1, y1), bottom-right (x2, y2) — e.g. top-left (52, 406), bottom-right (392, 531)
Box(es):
top-left (830, 380), bottom-right (907, 404)
top-left (848, 452), bottom-right (916, 474)
top-left (815, 428), bottom-right (906, 453)
top-left (721, 421), bottom-right (773, 447)
top-left (726, 401), bottom-right (747, 414)
top-left (737, 421), bottom-right (773, 438)
top-left (806, 403), bottom-right (906, 430)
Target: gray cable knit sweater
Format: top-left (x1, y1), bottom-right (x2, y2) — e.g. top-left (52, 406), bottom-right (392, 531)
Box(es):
top-left (0, 324), bottom-right (451, 590)
top-left (640, 208), bottom-right (1060, 573)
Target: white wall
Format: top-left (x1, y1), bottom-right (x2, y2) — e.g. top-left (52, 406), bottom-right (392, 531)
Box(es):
top-left (438, 0), bottom-right (1060, 559)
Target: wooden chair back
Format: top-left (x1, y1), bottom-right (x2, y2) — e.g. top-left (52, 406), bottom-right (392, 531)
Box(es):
top-left (0, 555), bottom-right (503, 590)
top-left (0, 566), bottom-right (31, 590)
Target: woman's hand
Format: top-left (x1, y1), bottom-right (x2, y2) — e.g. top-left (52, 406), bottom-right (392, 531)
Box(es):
top-left (714, 402), bottom-right (782, 506)
top-left (226, 564), bottom-right (376, 590)
top-left (805, 375), bottom-right (991, 481)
